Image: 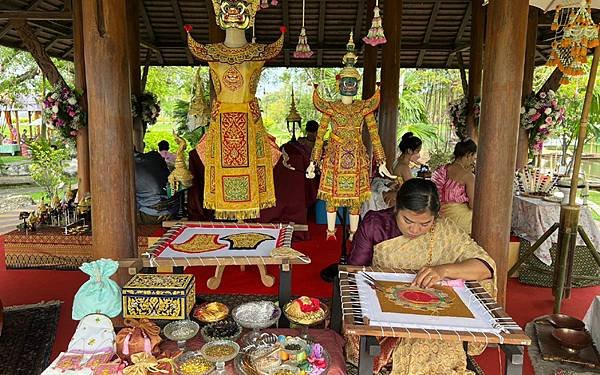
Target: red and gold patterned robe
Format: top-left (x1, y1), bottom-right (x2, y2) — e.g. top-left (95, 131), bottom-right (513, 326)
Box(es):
top-left (187, 34), bottom-right (283, 219)
top-left (311, 89), bottom-right (386, 212)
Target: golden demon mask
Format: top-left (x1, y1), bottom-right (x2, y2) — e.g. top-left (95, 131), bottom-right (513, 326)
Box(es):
top-left (212, 0), bottom-right (261, 30)
top-left (338, 32), bottom-right (361, 97)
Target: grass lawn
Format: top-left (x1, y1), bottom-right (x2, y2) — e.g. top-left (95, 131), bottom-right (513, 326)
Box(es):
top-left (0, 155), bottom-right (26, 164)
top-left (589, 190), bottom-right (600, 221)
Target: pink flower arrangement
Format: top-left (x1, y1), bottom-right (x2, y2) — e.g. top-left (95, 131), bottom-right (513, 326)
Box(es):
top-left (520, 90), bottom-right (564, 152)
top-left (42, 84), bottom-right (86, 141)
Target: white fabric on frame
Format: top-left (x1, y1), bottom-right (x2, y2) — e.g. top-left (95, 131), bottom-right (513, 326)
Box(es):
top-left (356, 272), bottom-right (504, 335)
top-left (156, 226), bottom-right (283, 258)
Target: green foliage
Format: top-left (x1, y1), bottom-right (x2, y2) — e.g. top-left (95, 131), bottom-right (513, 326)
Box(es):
top-left (27, 138), bottom-right (69, 198)
top-left (143, 127), bottom-right (177, 153)
top-left (427, 142), bottom-right (453, 171)
top-left (144, 66), bottom-right (195, 116)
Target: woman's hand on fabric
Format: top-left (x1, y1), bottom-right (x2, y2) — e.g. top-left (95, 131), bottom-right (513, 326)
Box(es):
top-left (412, 265), bottom-right (446, 288)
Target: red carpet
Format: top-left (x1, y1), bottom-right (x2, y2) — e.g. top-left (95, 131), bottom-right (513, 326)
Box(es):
top-left (1, 225), bottom-right (599, 375)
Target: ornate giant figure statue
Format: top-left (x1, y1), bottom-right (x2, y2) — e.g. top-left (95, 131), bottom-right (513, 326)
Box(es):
top-left (306, 33), bottom-right (394, 239)
top-left (185, 0), bottom-right (283, 220)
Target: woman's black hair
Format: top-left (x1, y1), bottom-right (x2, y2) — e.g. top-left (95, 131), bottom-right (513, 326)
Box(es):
top-left (395, 178), bottom-right (440, 216)
top-left (398, 132), bottom-right (422, 154)
top-left (453, 139), bottom-right (477, 159)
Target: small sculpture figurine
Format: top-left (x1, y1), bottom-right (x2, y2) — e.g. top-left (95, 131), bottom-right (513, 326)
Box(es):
top-left (168, 132), bottom-right (194, 192)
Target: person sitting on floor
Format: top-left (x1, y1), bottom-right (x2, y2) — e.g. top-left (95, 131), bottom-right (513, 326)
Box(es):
top-left (348, 178), bottom-right (495, 374)
top-left (158, 140), bottom-right (176, 168)
top-left (431, 138), bottom-right (477, 234)
top-left (134, 150), bottom-right (178, 224)
top-left (297, 120), bottom-right (319, 154)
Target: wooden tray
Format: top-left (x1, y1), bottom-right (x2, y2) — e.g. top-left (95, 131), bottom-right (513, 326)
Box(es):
top-left (535, 322), bottom-right (600, 369)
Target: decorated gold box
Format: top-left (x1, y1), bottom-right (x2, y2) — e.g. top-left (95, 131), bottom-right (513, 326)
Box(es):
top-left (122, 274), bottom-right (195, 320)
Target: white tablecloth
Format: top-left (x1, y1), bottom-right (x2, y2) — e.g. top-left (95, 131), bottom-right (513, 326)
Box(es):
top-left (511, 195), bottom-right (600, 265)
top-left (584, 296), bottom-right (600, 349)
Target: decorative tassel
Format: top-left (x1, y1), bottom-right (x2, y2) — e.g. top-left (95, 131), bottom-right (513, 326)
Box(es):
top-left (293, 27), bottom-right (314, 58)
top-left (362, 0), bottom-right (387, 46)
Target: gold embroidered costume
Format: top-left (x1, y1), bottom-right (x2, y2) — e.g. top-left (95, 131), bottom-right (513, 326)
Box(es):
top-left (311, 89), bottom-right (386, 212)
top-left (347, 218), bottom-right (497, 375)
top-left (186, 29), bottom-right (284, 220)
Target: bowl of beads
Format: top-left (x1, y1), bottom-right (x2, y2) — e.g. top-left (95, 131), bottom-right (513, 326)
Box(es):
top-left (201, 319), bottom-right (242, 342)
top-left (232, 301), bottom-right (281, 343)
top-left (163, 320), bottom-right (200, 349)
top-left (175, 351), bottom-right (215, 375)
top-left (200, 340), bottom-right (240, 374)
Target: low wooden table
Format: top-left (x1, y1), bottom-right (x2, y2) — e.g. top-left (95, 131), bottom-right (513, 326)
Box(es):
top-left (331, 266), bottom-right (532, 375)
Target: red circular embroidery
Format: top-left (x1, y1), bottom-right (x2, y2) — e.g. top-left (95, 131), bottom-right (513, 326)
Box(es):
top-left (398, 290), bottom-right (440, 304)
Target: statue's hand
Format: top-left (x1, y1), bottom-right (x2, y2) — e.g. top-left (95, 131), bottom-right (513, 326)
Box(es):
top-left (306, 161), bottom-right (316, 179)
top-left (378, 164), bottom-right (397, 180)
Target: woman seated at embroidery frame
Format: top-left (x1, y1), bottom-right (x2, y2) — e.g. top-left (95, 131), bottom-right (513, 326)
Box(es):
top-left (431, 139), bottom-right (477, 234)
top-left (348, 178), bottom-right (495, 374)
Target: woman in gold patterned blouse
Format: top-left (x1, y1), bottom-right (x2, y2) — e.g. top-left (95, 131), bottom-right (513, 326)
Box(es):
top-left (348, 178), bottom-right (495, 374)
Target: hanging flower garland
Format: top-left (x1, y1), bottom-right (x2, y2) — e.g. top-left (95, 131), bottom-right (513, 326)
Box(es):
top-left (520, 90), bottom-right (565, 153)
top-left (132, 92), bottom-right (161, 125)
top-left (447, 96), bottom-right (481, 141)
top-left (363, 0), bottom-right (387, 46)
top-left (42, 84), bottom-right (86, 140)
top-left (293, 0), bottom-right (314, 59)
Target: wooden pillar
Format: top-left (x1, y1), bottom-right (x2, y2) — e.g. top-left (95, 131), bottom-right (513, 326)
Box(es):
top-left (472, 0), bottom-right (528, 307)
top-left (207, 0), bottom-right (225, 104)
top-left (82, 0), bottom-right (137, 260)
top-left (127, 0), bottom-right (144, 152)
top-left (466, 0), bottom-right (484, 141)
top-left (516, 6), bottom-right (538, 170)
top-left (378, 0), bottom-right (402, 169)
top-left (73, 0), bottom-right (90, 199)
top-left (361, 0), bottom-right (376, 158)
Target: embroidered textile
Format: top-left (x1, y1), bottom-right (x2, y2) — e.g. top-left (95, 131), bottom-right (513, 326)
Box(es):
top-left (189, 33), bottom-right (283, 219)
top-left (311, 89), bottom-right (386, 209)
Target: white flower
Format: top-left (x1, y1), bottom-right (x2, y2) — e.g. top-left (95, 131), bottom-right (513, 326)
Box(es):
top-left (544, 108), bottom-right (552, 115)
top-left (51, 93), bottom-right (59, 100)
top-left (67, 97), bottom-right (77, 105)
top-left (520, 107), bottom-right (526, 114)
top-left (52, 105), bottom-right (59, 113)
top-left (528, 108), bottom-right (537, 116)
top-left (539, 92), bottom-right (547, 99)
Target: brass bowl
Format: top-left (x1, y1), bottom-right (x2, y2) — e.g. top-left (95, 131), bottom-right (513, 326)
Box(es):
top-left (547, 314), bottom-right (585, 330)
top-left (552, 328), bottom-right (592, 353)
top-left (194, 302), bottom-right (229, 323)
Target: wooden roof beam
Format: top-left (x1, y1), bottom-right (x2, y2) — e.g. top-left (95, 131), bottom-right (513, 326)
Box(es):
top-left (0, 0), bottom-right (45, 38)
top-left (447, 2), bottom-right (472, 68)
top-left (141, 40), bottom-right (164, 65)
top-left (0, 11), bottom-right (72, 21)
top-left (354, 0), bottom-right (365, 41)
top-left (139, 0), bottom-right (155, 43)
top-left (417, 1), bottom-right (441, 68)
top-left (169, 0), bottom-right (193, 64)
top-left (317, 0), bottom-right (326, 66)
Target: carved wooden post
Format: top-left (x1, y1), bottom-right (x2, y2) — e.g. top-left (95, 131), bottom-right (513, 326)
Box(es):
top-left (127, 0), bottom-right (144, 152)
top-left (73, 0), bottom-right (90, 199)
top-left (472, 0), bottom-right (528, 306)
top-left (467, 0), bottom-right (484, 141)
top-left (379, 0), bottom-right (402, 169)
top-left (516, 6), bottom-right (539, 170)
top-left (82, 0), bottom-right (137, 260)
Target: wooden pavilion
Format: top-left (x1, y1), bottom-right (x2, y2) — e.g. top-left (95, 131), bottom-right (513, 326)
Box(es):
top-left (0, 0), bottom-right (598, 307)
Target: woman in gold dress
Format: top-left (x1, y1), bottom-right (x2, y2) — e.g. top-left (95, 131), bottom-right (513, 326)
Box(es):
top-left (348, 178), bottom-right (495, 374)
top-left (185, 0), bottom-right (283, 220)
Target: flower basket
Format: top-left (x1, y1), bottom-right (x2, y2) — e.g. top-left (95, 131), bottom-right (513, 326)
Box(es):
top-left (520, 90), bottom-right (565, 153)
top-left (42, 85), bottom-right (86, 141)
top-left (132, 92), bottom-right (161, 125)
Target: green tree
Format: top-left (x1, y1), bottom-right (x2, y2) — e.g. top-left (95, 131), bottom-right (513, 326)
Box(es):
top-left (27, 138), bottom-right (70, 198)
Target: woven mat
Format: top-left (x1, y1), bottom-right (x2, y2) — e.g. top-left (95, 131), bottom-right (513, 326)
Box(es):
top-left (0, 301), bottom-right (61, 375)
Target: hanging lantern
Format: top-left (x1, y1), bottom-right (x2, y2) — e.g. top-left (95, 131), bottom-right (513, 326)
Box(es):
top-left (286, 88), bottom-right (302, 141)
top-left (293, 0), bottom-right (314, 58)
top-left (546, 0), bottom-right (599, 84)
top-left (362, 0), bottom-right (387, 46)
